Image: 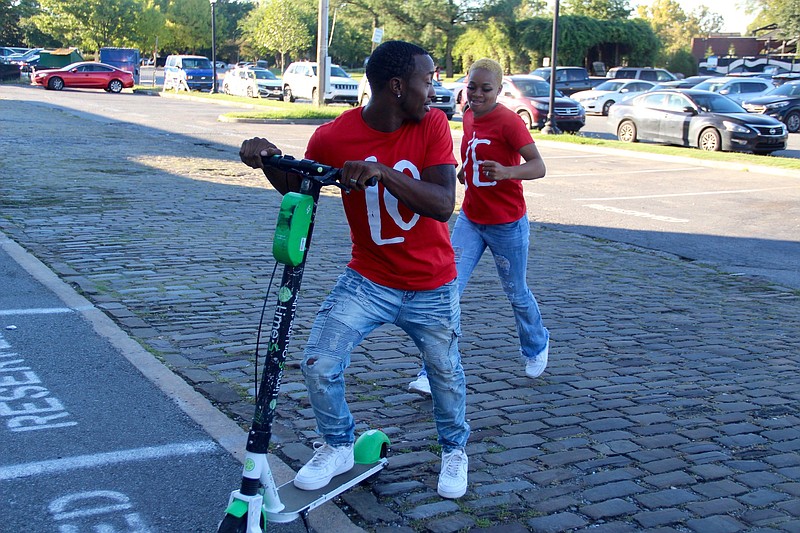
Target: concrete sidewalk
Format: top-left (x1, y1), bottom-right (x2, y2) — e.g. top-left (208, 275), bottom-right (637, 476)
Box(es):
top-left (2, 96), bottom-right (799, 532)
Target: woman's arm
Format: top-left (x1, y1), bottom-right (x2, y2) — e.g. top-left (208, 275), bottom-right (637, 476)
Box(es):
top-left (480, 142), bottom-right (546, 182)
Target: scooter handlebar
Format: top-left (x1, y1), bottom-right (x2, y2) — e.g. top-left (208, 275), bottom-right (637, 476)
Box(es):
top-left (262, 154), bottom-right (377, 188)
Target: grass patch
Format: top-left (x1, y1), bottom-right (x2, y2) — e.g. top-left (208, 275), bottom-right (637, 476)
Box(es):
top-left (225, 106), bottom-right (346, 120)
top-left (144, 88), bottom-right (352, 121)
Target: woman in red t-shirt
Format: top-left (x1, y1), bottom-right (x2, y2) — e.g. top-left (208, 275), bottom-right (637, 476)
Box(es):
top-left (409, 58), bottom-right (550, 395)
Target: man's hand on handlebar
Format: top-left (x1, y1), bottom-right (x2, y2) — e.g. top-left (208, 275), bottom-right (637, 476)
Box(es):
top-left (240, 138), bottom-right (379, 194)
top-left (241, 137), bottom-right (297, 194)
top-left (240, 137), bottom-right (281, 170)
top-left (340, 160), bottom-right (382, 191)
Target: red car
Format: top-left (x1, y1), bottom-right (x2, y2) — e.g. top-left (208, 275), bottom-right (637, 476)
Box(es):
top-left (32, 61), bottom-right (134, 93)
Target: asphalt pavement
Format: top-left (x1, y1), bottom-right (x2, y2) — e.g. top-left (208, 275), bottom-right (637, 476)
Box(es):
top-left (1, 90), bottom-right (799, 533)
top-left (0, 221), bottom-right (355, 533)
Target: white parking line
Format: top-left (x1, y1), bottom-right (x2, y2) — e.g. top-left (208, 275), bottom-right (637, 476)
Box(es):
top-left (539, 154), bottom-right (598, 159)
top-left (583, 204), bottom-right (689, 222)
top-left (0, 441), bottom-right (218, 481)
top-left (550, 166), bottom-right (704, 178)
top-left (575, 185), bottom-right (800, 202)
top-left (0, 306), bottom-right (94, 316)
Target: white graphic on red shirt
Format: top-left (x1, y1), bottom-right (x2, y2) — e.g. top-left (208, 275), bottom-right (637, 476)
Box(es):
top-left (364, 156), bottom-right (421, 245)
top-left (465, 132), bottom-right (495, 188)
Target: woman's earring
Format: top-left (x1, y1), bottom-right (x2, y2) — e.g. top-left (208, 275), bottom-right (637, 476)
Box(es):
top-left (397, 93), bottom-right (401, 98)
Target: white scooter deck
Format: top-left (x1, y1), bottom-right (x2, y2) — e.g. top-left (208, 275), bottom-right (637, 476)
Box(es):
top-left (266, 459), bottom-right (388, 523)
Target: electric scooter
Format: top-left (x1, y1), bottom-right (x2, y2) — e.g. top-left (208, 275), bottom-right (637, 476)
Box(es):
top-left (217, 155), bottom-right (390, 533)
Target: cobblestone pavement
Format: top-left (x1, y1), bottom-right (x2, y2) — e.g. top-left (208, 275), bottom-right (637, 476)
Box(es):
top-left (2, 96), bottom-right (800, 533)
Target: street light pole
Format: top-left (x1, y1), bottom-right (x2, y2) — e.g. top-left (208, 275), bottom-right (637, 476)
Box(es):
top-left (541, 0), bottom-right (561, 135)
top-left (210, 0), bottom-right (217, 94)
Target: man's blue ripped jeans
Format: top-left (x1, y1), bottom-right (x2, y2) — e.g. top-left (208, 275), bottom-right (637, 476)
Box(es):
top-left (301, 268), bottom-right (470, 452)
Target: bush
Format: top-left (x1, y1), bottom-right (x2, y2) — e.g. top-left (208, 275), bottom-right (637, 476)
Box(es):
top-left (665, 49), bottom-right (698, 77)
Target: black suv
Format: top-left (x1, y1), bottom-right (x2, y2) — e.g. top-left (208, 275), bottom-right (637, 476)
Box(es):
top-left (529, 66), bottom-right (603, 95)
top-left (742, 80), bottom-right (800, 133)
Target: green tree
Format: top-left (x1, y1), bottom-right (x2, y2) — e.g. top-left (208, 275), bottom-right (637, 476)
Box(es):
top-left (29, 0), bottom-right (142, 54)
top-left (239, 0), bottom-right (312, 72)
top-left (744, 0), bottom-right (800, 36)
top-left (453, 20), bottom-right (516, 73)
top-left (519, 16), bottom-right (659, 68)
top-left (134, 1), bottom-right (167, 60)
top-left (1, 0), bottom-right (38, 45)
top-left (562, 0), bottom-right (631, 20)
top-left (327, 4), bottom-right (373, 67)
top-left (163, 0), bottom-right (218, 53)
top-left (479, 0), bottom-right (542, 74)
top-left (636, 0), bottom-right (723, 71)
top-left (343, 0), bottom-right (485, 76)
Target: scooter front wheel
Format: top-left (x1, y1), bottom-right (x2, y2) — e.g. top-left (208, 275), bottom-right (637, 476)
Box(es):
top-left (217, 514), bottom-right (247, 533)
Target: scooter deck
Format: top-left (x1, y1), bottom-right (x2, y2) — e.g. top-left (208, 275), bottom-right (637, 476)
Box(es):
top-left (266, 459), bottom-right (388, 523)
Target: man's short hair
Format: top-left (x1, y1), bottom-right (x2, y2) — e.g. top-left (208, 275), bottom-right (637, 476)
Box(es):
top-left (366, 40), bottom-right (429, 94)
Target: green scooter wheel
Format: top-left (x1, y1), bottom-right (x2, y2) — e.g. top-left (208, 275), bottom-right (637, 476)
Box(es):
top-left (354, 429), bottom-right (390, 464)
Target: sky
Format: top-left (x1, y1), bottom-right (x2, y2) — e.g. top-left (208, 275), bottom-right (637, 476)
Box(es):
top-left (633, 0), bottom-right (753, 34)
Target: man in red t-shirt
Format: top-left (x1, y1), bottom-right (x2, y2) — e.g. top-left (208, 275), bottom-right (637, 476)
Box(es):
top-left (240, 41), bottom-right (470, 500)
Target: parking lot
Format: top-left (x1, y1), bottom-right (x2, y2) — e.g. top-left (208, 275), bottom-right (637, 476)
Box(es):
top-left (2, 84), bottom-right (799, 532)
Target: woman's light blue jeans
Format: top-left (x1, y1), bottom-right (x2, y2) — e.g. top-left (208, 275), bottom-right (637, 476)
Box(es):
top-left (419, 212), bottom-right (549, 381)
top-left (301, 268), bottom-right (470, 452)
top-left (452, 212), bottom-right (549, 360)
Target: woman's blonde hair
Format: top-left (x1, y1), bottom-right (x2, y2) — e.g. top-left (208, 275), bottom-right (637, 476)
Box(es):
top-left (469, 58), bottom-right (503, 85)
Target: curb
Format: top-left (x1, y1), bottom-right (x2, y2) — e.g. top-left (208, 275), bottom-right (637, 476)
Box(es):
top-left (0, 232), bottom-right (366, 533)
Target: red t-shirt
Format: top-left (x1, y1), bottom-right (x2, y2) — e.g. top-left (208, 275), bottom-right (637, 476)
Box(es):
top-left (306, 108), bottom-right (458, 291)
top-left (460, 104), bottom-right (534, 224)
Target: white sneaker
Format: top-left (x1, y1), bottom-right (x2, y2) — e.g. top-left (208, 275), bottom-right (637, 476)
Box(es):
top-left (293, 442), bottom-right (354, 490)
top-left (437, 448), bottom-right (468, 499)
top-left (408, 374), bottom-right (431, 395)
top-left (525, 341), bottom-right (549, 378)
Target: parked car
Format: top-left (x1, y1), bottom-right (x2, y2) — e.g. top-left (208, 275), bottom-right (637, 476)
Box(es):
top-left (572, 79), bottom-right (654, 115)
top-left (430, 80), bottom-right (457, 119)
top-left (607, 88), bottom-right (787, 155)
top-left (282, 61), bottom-right (357, 105)
top-left (357, 76), bottom-right (456, 119)
top-left (496, 75), bottom-right (585, 132)
top-left (691, 76), bottom-right (773, 105)
top-left (742, 80), bottom-right (800, 133)
top-left (444, 75), bottom-right (468, 109)
top-left (222, 66), bottom-right (283, 99)
top-left (0, 46), bottom-right (28, 62)
top-left (650, 75), bottom-right (713, 90)
top-left (772, 73), bottom-right (800, 87)
top-left (163, 54), bottom-right (214, 92)
top-left (606, 67), bottom-right (677, 82)
top-left (4, 48), bottom-right (41, 67)
top-left (529, 66), bottom-right (604, 95)
top-left (31, 61), bottom-right (134, 93)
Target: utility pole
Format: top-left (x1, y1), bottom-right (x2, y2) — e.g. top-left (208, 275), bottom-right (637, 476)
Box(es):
top-left (316, 0), bottom-right (329, 107)
top-left (541, 0), bottom-right (562, 135)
